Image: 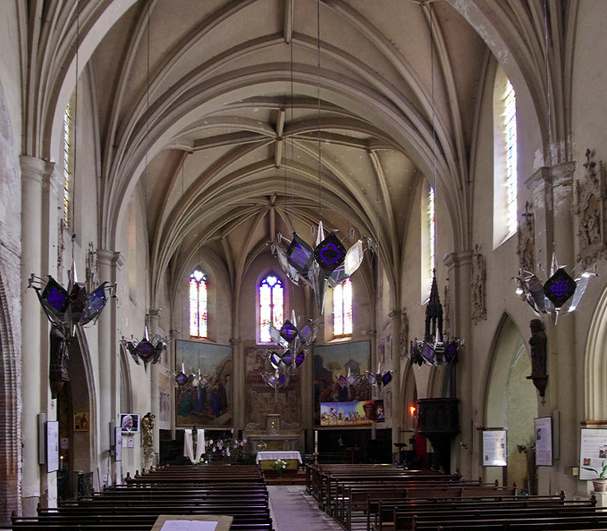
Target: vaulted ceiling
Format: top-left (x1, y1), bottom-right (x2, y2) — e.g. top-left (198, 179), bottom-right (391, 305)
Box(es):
top-left (34, 0), bottom-right (563, 300)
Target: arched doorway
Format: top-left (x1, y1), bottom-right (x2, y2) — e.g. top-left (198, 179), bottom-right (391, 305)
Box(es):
top-left (56, 329), bottom-right (96, 500)
top-left (485, 314), bottom-right (537, 492)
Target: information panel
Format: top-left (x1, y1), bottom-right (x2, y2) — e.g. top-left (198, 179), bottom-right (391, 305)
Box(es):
top-left (535, 416), bottom-right (553, 466)
top-left (579, 428), bottom-right (607, 480)
top-left (482, 430), bottom-right (507, 466)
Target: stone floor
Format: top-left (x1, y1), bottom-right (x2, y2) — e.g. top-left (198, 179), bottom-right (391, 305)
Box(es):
top-left (268, 485), bottom-right (345, 531)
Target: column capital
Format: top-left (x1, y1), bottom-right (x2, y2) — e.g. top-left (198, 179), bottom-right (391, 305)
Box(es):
top-left (526, 161), bottom-right (576, 193)
top-left (97, 249), bottom-right (125, 269)
top-left (20, 155), bottom-right (48, 184)
top-left (444, 250), bottom-right (473, 270)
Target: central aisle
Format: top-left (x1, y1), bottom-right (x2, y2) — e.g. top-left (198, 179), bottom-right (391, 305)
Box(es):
top-left (267, 485), bottom-right (344, 531)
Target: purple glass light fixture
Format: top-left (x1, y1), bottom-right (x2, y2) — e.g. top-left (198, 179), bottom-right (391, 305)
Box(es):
top-left (514, 254), bottom-right (596, 323)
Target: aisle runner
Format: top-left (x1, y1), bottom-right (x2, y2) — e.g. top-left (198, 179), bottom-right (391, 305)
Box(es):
top-left (267, 485), bottom-right (344, 531)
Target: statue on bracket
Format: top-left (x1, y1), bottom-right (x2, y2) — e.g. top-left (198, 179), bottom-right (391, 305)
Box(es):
top-left (517, 202), bottom-right (535, 274)
top-left (471, 245), bottom-right (487, 324)
top-left (527, 319), bottom-right (548, 397)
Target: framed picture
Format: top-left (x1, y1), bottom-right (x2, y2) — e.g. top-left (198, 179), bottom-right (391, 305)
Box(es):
top-left (175, 340), bottom-right (232, 427)
top-left (482, 429), bottom-right (507, 466)
top-left (313, 341), bottom-right (371, 425)
top-left (74, 412), bottom-right (89, 431)
top-left (535, 416), bottom-right (553, 466)
top-left (120, 413), bottom-right (140, 434)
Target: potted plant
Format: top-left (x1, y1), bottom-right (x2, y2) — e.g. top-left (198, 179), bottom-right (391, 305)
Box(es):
top-left (582, 459), bottom-right (607, 492)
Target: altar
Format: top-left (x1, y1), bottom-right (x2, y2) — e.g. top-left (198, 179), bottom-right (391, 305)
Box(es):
top-left (244, 413), bottom-right (304, 453)
top-left (255, 450), bottom-right (302, 471)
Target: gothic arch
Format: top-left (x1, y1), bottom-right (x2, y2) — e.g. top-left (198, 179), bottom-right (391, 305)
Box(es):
top-left (584, 285), bottom-right (607, 420)
top-left (484, 313), bottom-right (536, 490)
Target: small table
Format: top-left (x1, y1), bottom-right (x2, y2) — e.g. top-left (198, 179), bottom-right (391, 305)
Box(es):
top-left (256, 450), bottom-right (302, 471)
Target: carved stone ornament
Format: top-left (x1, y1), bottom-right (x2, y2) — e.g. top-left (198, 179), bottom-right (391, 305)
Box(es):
top-left (517, 202), bottom-right (535, 273)
top-left (86, 242), bottom-right (99, 293)
top-left (443, 281), bottom-right (451, 338)
top-left (471, 245), bottom-right (487, 324)
top-left (573, 149), bottom-right (607, 269)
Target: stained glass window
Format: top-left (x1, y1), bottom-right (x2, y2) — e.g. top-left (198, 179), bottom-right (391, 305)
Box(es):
top-left (189, 269), bottom-right (207, 338)
top-left (333, 278), bottom-right (353, 337)
top-left (62, 104), bottom-right (71, 228)
top-left (259, 275), bottom-right (284, 343)
top-left (503, 80), bottom-right (518, 234)
top-left (428, 187), bottom-right (435, 274)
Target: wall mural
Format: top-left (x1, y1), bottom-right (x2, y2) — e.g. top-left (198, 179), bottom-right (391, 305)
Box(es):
top-left (314, 341), bottom-right (371, 425)
top-left (245, 347), bottom-right (301, 427)
top-left (175, 340), bottom-right (232, 427)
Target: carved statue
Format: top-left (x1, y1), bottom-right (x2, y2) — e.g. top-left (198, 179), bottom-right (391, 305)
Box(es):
top-left (49, 324), bottom-right (70, 398)
top-left (528, 319), bottom-right (547, 377)
top-left (141, 412), bottom-right (155, 447)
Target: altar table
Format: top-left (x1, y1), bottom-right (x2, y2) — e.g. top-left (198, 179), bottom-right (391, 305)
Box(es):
top-left (255, 450), bottom-right (302, 471)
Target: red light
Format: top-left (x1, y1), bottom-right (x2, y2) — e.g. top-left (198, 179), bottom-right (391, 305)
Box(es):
top-left (409, 405), bottom-right (417, 416)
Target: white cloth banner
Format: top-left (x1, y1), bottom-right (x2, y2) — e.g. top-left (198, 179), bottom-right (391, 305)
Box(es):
top-left (184, 429), bottom-right (205, 462)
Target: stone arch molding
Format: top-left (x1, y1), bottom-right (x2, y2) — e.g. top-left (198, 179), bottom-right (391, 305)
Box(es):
top-left (584, 287), bottom-right (607, 420)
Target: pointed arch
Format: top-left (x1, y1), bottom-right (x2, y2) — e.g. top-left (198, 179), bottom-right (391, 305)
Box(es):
top-left (584, 286), bottom-right (607, 420)
top-left (485, 313), bottom-right (536, 490)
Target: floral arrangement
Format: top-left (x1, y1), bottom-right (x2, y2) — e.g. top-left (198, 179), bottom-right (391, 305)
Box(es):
top-left (257, 441), bottom-right (268, 451)
top-left (204, 430), bottom-right (247, 464)
top-left (270, 458), bottom-right (288, 473)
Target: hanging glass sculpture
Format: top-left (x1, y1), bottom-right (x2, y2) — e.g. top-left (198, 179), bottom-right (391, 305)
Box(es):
top-left (261, 311), bottom-right (319, 390)
top-left (514, 253), bottom-right (596, 323)
top-left (272, 222), bottom-right (372, 314)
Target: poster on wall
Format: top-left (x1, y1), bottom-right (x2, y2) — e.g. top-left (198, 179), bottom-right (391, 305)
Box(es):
top-left (46, 420), bottom-right (59, 473)
top-left (320, 400), bottom-right (384, 426)
top-left (579, 428), bottom-right (607, 480)
top-left (120, 413), bottom-right (140, 434)
top-left (314, 341), bottom-right (371, 425)
top-left (175, 340), bottom-right (232, 427)
top-left (534, 416), bottom-right (553, 466)
top-left (482, 429), bottom-right (507, 466)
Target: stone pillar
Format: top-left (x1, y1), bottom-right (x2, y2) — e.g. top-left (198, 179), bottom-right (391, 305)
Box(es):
top-left (388, 310), bottom-right (402, 463)
top-left (231, 337), bottom-right (243, 431)
top-left (526, 162), bottom-right (577, 494)
top-left (148, 308), bottom-right (161, 466)
top-left (444, 251), bottom-right (473, 478)
top-left (20, 156), bottom-right (51, 515)
top-left (96, 250), bottom-right (123, 487)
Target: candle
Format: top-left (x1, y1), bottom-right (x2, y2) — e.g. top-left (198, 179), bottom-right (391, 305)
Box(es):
top-left (314, 430), bottom-right (318, 453)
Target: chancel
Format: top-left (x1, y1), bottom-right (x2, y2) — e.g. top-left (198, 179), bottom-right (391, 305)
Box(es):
top-left (4, 1), bottom-right (607, 530)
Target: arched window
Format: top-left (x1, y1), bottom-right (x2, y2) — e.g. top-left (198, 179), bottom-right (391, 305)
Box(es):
top-left (62, 103), bottom-right (72, 228)
top-left (333, 278), bottom-right (353, 337)
top-left (259, 275), bottom-right (284, 343)
top-left (421, 184), bottom-right (435, 301)
top-left (493, 68), bottom-right (518, 247)
top-left (189, 269), bottom-right (207, 338)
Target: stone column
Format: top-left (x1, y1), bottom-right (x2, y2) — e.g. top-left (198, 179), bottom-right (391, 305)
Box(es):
top-left (20, 156), bottom-right (55, 515)
top-left (96, 250), bottom-right (123, 486)
top-left (148, 308), bottom-right (161, 467)
top-left (526, 162), bottom-right (577, 495)
top-left (388, 310), bottom-right (402, 463)
top-left (444, 251), bottom-right (473, 477)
